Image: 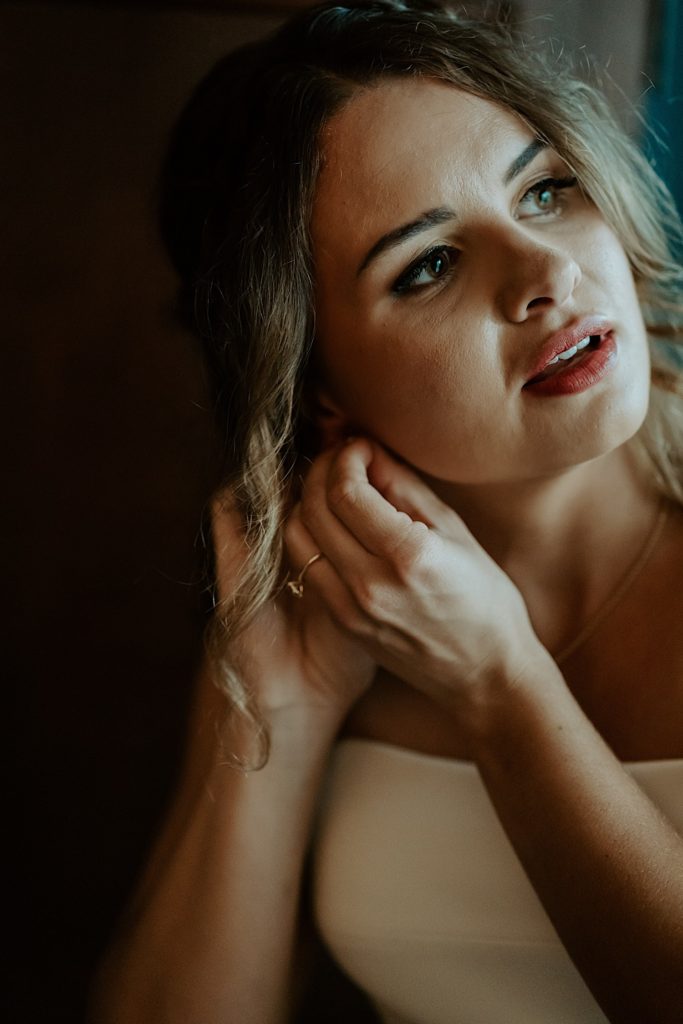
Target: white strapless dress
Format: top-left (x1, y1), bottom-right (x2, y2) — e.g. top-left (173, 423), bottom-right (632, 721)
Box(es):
top-left (312, 739), bottom-right (683, 1024)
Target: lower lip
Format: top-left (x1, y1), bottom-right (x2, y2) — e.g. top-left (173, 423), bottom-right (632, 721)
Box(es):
top-left (523, 333), bottom-right (618, 397)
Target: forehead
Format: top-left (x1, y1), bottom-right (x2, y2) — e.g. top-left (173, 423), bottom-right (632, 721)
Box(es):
top-left (311, 77), bottom-right (530, 259)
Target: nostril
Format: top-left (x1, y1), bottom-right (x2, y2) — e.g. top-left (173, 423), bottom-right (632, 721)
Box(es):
top-left (527, 296), bottom-right (553, 310)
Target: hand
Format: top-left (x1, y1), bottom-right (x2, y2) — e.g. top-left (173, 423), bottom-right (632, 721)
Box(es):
top-left (210, 489), bottom-right (376, 727)
top-left (293, 438), bottom-right (547, 732)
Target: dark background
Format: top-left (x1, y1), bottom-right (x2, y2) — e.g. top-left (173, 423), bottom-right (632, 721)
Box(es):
top-left (4, 1), bottom-right (680, 1020)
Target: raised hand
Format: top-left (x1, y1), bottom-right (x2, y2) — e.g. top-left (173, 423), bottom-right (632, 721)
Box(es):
top-left (210, 487), bottom-right (377, 726)
top-left (292, 438), bottom-right (548, 734)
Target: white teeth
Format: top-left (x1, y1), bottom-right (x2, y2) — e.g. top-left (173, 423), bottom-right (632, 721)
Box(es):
top-left (546, 336), bottom-right (592, 366)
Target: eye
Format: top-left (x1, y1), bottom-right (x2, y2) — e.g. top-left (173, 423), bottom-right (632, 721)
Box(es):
top-left (517, 176), bottom-right (578, 218)
top-left (392, 245), bottom-right (459, 295)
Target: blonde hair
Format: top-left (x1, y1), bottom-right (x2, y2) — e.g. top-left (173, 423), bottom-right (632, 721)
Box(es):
top-left (159, 0), bottom-right (683, 765)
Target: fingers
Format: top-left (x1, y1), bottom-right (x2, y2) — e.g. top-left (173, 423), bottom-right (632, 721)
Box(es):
top-left (300, 444), bottom-right (387, 563)
top-left (283, 503), bottom-right (370, 634)
top-left (211, 440), bottom-right (460, 622)
top-left (289, 437), bottom-right (468, 632)
top-left (365, 443), bottom-right (457, 531)
top-left (301, 436), bottom-right (413, 561)
top-left (302, 439), bottom-right (433, 561)
top-left (284, 510), bottom-right (327, 587)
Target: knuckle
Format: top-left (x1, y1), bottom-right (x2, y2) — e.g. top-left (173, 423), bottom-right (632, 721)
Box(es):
top-left (390, 522), bottom-right (433, 581)
top-left (328, 478), bottom-right (359, 512)
top-left (352, 576), bottom-right (386, 619)
top-left (334, 604), bottom-right (367, 636)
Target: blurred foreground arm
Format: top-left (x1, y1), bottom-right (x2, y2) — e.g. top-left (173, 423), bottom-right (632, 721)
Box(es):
top-left (89, 663), bottom-right (340, 1024)
top-left (90, 489), bottom-right (375, 1024)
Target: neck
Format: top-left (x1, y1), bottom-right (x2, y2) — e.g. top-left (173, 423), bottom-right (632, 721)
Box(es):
top-left (423, 442), bottom-right (660, 653)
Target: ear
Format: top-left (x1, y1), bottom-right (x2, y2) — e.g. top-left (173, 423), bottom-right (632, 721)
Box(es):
top-left (310, 385), bottom-right (354, 450)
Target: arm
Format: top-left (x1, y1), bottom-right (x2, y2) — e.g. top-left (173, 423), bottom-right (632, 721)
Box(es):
top-left (89, 663), bottom-right (340, 1024)
top-left (476, 651), bottom-right (683, 1024)
top-left (296, 439), bottom-right (683, 1024)
top-left (90, 493), bottom-right (376, 1024)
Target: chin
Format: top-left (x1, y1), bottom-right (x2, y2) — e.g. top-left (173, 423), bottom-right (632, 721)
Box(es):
top-left (537, 348), bottom-right (652, 474)
top-left (538, 394), bottom-right (651, 477)
top-left (418, 409), bottom-right (651, 488)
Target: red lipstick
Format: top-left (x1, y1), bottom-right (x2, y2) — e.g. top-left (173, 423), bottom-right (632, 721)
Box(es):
top-left (523, 318), bottom-right (617, 397)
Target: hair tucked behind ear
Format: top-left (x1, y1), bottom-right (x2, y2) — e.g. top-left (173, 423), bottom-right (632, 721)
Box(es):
top-left (159, 0), bottom-right (683, 767)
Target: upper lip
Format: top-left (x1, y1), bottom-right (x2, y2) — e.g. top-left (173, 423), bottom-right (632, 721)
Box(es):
top-left (523, 317), bottom-right (613, 385)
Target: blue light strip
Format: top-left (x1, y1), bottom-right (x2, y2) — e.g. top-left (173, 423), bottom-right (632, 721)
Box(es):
top-left (645, 0), bottom-right (683, 216)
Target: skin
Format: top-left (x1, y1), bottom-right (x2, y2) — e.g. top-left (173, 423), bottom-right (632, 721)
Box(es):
top-left (283, 85), bottom-right (683, 1022)
top-left (292, 77), bottom-right (673, 704)
top-left (92, 76), bottom-right (683, 1024)
top-left (311, 79), bottom-right (651, 484)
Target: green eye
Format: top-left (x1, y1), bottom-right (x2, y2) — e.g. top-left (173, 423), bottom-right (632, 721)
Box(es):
top-left (519, 175), bottom-right (578, 217)
top-left (536, 187), bottom-right (554, 208)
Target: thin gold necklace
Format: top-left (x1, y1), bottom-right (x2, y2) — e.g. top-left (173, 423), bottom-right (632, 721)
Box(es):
top-left (554, 497), bottom-right (669, 666)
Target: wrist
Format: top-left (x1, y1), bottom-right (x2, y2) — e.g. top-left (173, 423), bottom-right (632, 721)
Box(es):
top-left (267, 700), bottom-right (345, 748)
top-left (461, 644), bottom-right (565, 766)
top-left (216, 699), bottom-right (342, 771)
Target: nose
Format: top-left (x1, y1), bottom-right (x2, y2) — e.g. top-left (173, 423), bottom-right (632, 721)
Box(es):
top-left (495, 230), bottom-right (581, 323)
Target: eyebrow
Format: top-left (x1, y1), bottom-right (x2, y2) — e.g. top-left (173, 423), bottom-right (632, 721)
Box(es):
top-left (356, 138), bottom-right (548, 277)
top-left (502, 138), bottom-right (547, 184)
top-left (356, 206), bottom-right (457, 277)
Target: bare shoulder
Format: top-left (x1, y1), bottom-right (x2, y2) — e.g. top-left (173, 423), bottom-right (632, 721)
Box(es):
top-left (569, 495), bottom-right (683, 760)
top-left (342, 499), bottom-right (683, 763)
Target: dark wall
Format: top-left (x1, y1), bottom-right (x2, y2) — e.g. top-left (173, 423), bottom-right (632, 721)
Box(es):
top-left (4, 4), bottom-right (278, 1020)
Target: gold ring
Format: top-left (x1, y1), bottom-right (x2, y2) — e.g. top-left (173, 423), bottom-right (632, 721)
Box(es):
top-left (286, 552), bottom-right (323, 598)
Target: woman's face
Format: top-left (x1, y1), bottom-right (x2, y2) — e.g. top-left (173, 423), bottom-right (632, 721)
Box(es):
top-left (310, 78), bottom-right (650, 485)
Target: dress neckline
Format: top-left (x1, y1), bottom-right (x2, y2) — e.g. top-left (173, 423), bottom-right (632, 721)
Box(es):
top-left (335, 735), bottom-right (683, 771)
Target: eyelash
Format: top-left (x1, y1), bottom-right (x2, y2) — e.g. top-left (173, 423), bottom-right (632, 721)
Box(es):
top-left (391, 175), bottom-right (579, 297)
top-left (518, 175), bottom-right (578, 216)
top-left (392, 244), bottom-right (458, 295)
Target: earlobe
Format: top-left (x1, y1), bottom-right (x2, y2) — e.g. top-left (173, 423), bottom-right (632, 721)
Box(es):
top-left (310, 386), bottom-right (353, 450)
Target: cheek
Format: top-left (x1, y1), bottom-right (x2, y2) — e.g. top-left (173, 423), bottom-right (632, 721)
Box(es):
top-left (318, 335), bottom-right (391, 415)
top-left (321, 296), bottom-right (499, 430)
top-left (590, 223), bottom-right (637, 288)
top-left (321, 323), bottom-right (464, 421)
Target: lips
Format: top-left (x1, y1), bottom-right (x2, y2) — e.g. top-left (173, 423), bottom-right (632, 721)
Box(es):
top-left (527, 335), bottom-right (600, 384)
top-left (523, 332), bottom-right (618, 397)
top-left (523, 317), bottom-right (613, 386)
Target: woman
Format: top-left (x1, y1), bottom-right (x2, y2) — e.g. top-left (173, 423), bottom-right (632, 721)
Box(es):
top-left (91, 2), bottom-right (683, 1022)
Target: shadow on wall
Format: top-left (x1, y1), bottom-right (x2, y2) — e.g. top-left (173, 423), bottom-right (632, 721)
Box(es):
top-left (5, 4), bottom-right (278, 1020)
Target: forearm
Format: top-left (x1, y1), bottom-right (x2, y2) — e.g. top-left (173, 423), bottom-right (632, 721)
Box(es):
top-left (473, 653), bottom-right (683, 1024)
top-left (90, 704), bottom-right (338, 1024)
